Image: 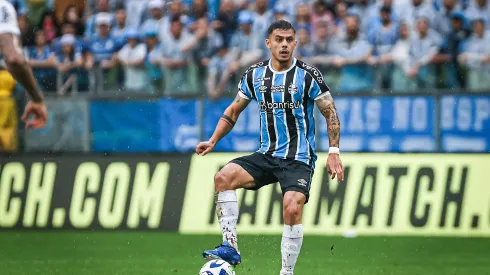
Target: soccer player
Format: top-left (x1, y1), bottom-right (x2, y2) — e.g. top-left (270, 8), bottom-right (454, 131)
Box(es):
top-left (196, 20), bottom-right (344, 274)
top-left (0, 0), bottom-right (47, 129)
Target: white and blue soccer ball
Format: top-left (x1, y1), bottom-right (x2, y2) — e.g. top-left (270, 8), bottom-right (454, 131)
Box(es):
top-left (199, 259), bottom-right (235, 275)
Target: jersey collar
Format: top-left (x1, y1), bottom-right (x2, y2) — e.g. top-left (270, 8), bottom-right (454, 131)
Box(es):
top-left (268, 58), bottom-right (297, 74)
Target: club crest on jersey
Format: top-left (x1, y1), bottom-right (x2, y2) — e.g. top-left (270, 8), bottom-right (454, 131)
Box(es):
top-left (288, 83), bottom-right (298, 94)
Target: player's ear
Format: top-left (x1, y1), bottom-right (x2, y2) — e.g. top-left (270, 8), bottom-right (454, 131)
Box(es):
top-left (265, 39), bottom-right (271, 49)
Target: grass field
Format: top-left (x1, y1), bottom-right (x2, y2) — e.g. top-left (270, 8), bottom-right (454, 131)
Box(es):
top-left (0, 232), bottom-right (489, 275)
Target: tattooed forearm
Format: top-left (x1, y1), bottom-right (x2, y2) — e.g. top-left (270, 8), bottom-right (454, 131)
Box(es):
top-left (317, 94), bottom-right (340, 148)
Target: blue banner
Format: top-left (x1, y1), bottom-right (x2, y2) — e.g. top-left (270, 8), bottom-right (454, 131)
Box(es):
top-left (317, 96), bottom-right (436, 152)
top-left (158, 99), bottom-right (199, 152)
top-left (203, 99), bottom-right (260, 152)
top-left (440, 95), bottom-right (490, 152)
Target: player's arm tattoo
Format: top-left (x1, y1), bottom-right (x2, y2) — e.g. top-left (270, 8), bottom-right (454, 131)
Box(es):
top-left (317, 93), bottom-right (340, 148)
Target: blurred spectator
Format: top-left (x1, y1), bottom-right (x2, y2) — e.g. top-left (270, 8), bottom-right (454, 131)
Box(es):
top-left (188, 0), bottom-right (209, 31)
top-left (63, 5), bottom-right (85, 36)
top-left (8, 0), bottom-right (27, 16)
top-left (252, 0), bottom-right (273, 40)
top-left (124, 0), bottom-right (151, 29)
top-left (55, 34), bottom-right (84, 94)
top-left (160, 0), bottom-right (190, 41)
top-left (306, 22), bottom-right (335, 68)
top-left (52, 23), bottom-right (85, 56)
top-left (333, 15), bottom-right (374, 92)
top-left (39, 11), bottom-right (59, 44)
top-left (0, 68), bottom-right (18, 152)
top-left (333, 2), bottom-right (348, 39)
top-left (401, 0), bottom-right (436, 28)
top-left (294, 3), bottom-right (311, 33)
top-left (28, 31), bottom-right (57, 91)
top-left (436, 11), bottom-right (469, 88)
top-left (117, 29), bottom-right (151, 93)
top-left (365, 0), bottom-right (401, 30)
top-left (207, 45), bottom-right (234, 99)
top-left (349, 0), bottom-right (372, 33)
top-left (465, 0), bottom-right (490, 30)
top-left (212, 0), bottom-right (238, 48)
top-left (228, 10), bottom-right (263, 73)
top-left (111, 5), bottom-right (127, 45)
top-left (140, 0), bottom-right (165, 35)
top-left (311, 0), bottom-right (334, 38)
top-left (85, 0), bottom-right (114, 39)
top-left (405, 17), bottom-right (442, 90)
top-left (273, 0), bottom-right (305, 19)
top-left (18, 15), bottom-right (35, 47)
top-left (458, 18), bottom-right (490, 90)
top-left (272, 3), bottom-right (290, 22)
top-left (144, 30), bottom-right (164, 92)
top-left (383, 21), bottom-right (413, 91)
top-left (295, 27), bottom-right (314, 59)
top-left (367, 5), bottom-right (399, 89)
top-left (161, 16), bottom-right (196, 93)
top-left (433, 0), bottom-right (462, 36)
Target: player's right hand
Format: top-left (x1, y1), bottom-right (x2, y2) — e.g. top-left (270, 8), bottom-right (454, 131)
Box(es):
top-left (21, 101), bottom-right (48, 129)
top-left (196, 141), bottom-right (215, 156)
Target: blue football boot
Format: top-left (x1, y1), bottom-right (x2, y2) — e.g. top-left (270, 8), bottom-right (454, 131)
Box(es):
top-left (202, 241), bottom-right (241, 266)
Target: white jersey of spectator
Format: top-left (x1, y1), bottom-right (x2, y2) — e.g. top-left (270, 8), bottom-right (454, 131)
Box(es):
top-left (409, 28), bottom-right (442, 67)
top-left (465, 0), bottom-right (490, 30)
top-left (118, 42), bottom-right (149, 91)
top-left (460, 30), bottom-right (490, 69)
top-left (125, 0), bottom-right (153, 29)
top-left (400, 0), bottom-right (436, 28)
top-left (161, 31), bottom-right (194, 91)
top-left (140, 0), bottom-right (164, 35)
top-left (433, 1), bottom-right (462, 36)
top-left (368, 21), bottom-right (399, 56)
top-left (391, 35), bottom-right (412, 71)
top-left (333, 33), bottom-right (373, 59)
top-left (0, 0), bottom-right (20, 36)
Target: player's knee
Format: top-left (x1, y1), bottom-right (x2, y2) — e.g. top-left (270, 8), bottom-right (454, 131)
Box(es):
top-left (283, 199), bottom-right (301, 220)
top-left (214, 171), bottom-right (232, 192)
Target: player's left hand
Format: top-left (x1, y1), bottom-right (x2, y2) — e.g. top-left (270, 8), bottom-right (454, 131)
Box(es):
top-left (21, 101), bottom-right (48, 129)
top-left (327, 154), bottom-right (344, 182)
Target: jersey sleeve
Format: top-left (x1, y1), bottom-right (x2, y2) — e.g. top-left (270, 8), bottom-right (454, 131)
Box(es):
top-left (307, 70), bottom-right (330, 100)
top-left (0, 2), bottom-right (20, 36)
top-left (237, 71), bottom-right (253, 100)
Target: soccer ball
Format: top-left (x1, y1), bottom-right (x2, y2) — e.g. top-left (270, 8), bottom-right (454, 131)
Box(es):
top-left (199, 259), bottom-right (235, 275)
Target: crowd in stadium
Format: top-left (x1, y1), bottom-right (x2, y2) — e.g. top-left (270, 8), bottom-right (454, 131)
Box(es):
top-left (2, 0), bottom-right (490, 97)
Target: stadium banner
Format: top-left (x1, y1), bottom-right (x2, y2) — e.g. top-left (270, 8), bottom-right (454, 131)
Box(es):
top-left (203, 98), bottom-right (260, 152)
top-left (0, 155), bottom-right (190, 230)
top-left (440, 95), bottom-right (490, 152)
top-left (316, 96), bottom-right (436, 152)
top-left (180, 153), bottom-right (490, 236)
top-left (25, 98), bottom-right (90, 152)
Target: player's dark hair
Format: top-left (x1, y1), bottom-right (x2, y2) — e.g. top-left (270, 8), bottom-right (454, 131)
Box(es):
top-left (267, 20), bottom-right (296, 37)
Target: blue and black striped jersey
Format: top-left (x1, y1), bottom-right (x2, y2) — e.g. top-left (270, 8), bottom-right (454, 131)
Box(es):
top-left (238, 58), bottom-right (331, 168)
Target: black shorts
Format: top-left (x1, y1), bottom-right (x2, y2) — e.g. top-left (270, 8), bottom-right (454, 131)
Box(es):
top-left (230, 152), bottom-right (314, 203)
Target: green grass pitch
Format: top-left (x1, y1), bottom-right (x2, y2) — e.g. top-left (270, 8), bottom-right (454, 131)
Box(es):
top-left (0, 232), bottom-right (489, 275)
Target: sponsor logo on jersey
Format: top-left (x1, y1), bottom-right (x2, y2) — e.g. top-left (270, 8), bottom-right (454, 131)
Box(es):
top-left (271, 85), bottom-right (285, 92)
top-left (256, 77), bottom-right (271, 82)
top-left (259, 101), bottom-right (301, 111)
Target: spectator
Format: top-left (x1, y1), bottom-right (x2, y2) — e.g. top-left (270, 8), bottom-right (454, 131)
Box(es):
top-left (433, 0), bottom-right (463, 36)
top-left (117, 29), bottom-right (150, 93)
top-left (85, 0), bottom-right (114, 39)
top-left (333, 14), bottom-right (374, 92)
top-left (383, 21), bottom-right (413, 91)
top-left (252, 0), bottom-right (274, 40)
top-left (63, 5), bottom-right (85, 36)
top-left (311, 0), bottom-right (335, 38)
top-left (207, 45), bottom-right (234, 99)
top-left (188, 0), bottom-right (209, 31)
top-left (465, 0), bottom-right (490, 30)
top-left (273, 0), bottom-right (305, 19)
top-left (435, 11), bottom-right (469, 88)
top-left (295, 27), bottom-right (314, 59)
top-left (18, 15), bottom-right (35, 47)
top-left (160, 0), bottom-right (190, 42)
top-left (405, 17), bottom-right (442, 90)
top-left (228, 10), bottom-right (263, 72)
top-left (333, 2), bottom-right (348, 38)
top-left (367, 5), bottom-right (399, 89)
top-left (161, 16), bottom-right (196, 94)
top-left (111, 5), bottom-right (127, 46)
top-left (365, 0), bottom-right (401, 30)
top-left (38, 11), bottom-right (59, 44)
top-left (140, 0), bottom-right (164, 35)
top-left (307, 22), bottom-right (335, 68)
top-left (458, 18), bottom-right (490, 90)
top-left (7, 0), bottom-right (27, 16)
top-left (52, 23), bottom-right (85, 57)
top-left (272, 3), bottom-right (290, 22)
top-left (212, 0), bottom-right (238, 48)
top-left (294, 3), bottom-right (311, 33)
top-left (0, 68), bottom-right (18, 152)
top-left (401, 0), bottom-right (436, 28)
top-left (144, 30), bottom-right (164, 93)
top-left (28, 31), bottom-right (57, 91)
top-left (55, 34), bottom-right (84, 94)
top-left (348, 0), bottom-right (372, 34)
top-left (124, 0), bottom-right (152, 29)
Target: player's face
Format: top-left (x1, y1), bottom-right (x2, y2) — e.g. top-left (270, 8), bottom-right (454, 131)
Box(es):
top-left (266, 29), bottom-right (297, 63)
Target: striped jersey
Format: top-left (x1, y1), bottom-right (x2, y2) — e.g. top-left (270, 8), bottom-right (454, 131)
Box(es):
top-left (237, 58), bottom-right (331, 168)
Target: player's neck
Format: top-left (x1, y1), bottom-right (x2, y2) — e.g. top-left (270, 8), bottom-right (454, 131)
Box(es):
top-left (270, 58), bottom-right (293, 72)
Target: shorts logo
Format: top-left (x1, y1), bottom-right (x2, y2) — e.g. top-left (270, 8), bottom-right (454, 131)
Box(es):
top-left (297, 179), bottom-right (308, 187)
top-left (259, 85), bottom-right (267, 92)
top-left (288, 83), bottom-right (298, 94)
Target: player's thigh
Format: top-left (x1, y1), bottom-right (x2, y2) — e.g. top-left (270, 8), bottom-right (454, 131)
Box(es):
top-left (216, 162), bottom-right (256, 190)
top-left (221, 153), bottom-right (278, 190)
top-left (274, 160), bottom-right (313, 204)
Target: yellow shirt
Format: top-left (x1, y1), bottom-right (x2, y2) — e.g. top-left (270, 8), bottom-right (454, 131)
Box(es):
top-left (0, 70), bottom-right (16, 97)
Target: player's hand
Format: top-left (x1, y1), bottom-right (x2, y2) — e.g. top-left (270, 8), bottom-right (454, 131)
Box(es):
top-left (327, 153), bottom-right (344, 182)
top-left (196, 141), bottom-right (215, 156)
top-left (21, 101), bottom-right (48, 129)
